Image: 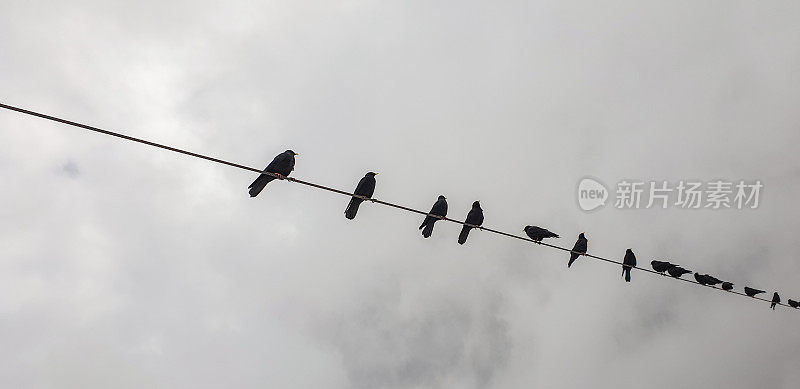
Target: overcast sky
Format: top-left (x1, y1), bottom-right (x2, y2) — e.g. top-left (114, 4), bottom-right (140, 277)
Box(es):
top-left (2, 1), bottom-right (800, 388)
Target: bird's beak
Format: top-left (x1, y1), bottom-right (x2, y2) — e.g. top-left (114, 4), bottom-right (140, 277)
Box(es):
top-left (374, 172), bottom-right (379, 175)
top-left (294, 152), bottom-right (299, 156)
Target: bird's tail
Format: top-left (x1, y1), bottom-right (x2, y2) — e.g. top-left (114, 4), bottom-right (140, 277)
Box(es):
top-left (458, 225), bottom-right (471, 244)
top-left (419, 217), bottom-right (431, 230)
top-left (568, 254), bottom-right (578, 268)
top-left (624, 268), bottom-right (631, 282)
top-left (248, 174), bottom-right (275, 197)
top-left (345, 198), bottom-right (362, 220)
top-left (422, 222), bottom-right (435, 238)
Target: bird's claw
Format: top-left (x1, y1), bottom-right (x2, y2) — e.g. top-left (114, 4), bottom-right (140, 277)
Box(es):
top-left (274, 173), bottom-right (285, 180)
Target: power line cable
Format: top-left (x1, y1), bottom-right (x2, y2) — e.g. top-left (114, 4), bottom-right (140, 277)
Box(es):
top-left (0, 102), bottom-right (792, 309)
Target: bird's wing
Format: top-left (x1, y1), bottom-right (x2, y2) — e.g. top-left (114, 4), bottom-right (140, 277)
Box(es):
top-left (353, 177), bottom-right (370, 196)
top-left (264, 153), bottom-right (284, 173)
top-left (431, 199), bottom-right (447, 216)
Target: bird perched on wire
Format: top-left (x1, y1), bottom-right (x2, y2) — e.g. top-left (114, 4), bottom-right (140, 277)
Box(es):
top-left (704, 275), bottom-right (723, 286)
top-left (458, 201), bottom-right (484, 245)
top-left (345, 172), bottom-right (378, 220)
top-left (721, 282), bottom-right (734, 291)
top-left (788, 299), bottom-right (799, 309)
top-left (744, 287), bottom-right (765, 297)
top-left (651, 260), bottom-right (677, 274)
top-left (694, 273), bottom-right (722, 286)
top-left (419, 195), bottom-right (448, 238)
top-left (667, 266), bottom-right (691, 278)
top-left (524, 226), bottom-right (559, 242)
top-left (248, 149), bottom-right (298, 197)
top-left (771, 292), bottom-right (781, 310)
top-left (622, 249), bottom-right (636, 282)
top-left (568, 233), bottom-right (588, 268)
top-left (694, 273), bottom-right (711, 285)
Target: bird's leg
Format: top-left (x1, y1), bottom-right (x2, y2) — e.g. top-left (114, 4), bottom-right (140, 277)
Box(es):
top-left (274, 173), bottom-right (285, 180)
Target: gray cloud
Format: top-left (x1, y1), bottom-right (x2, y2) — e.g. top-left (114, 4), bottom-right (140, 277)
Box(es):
top-left (1, 1), bottom-right (800, 388)
top-left (60, 160), bottom-right (81, 178)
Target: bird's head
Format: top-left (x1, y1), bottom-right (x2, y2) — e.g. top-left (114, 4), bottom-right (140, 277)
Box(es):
top-left (286, 150), bottom-right (299, 156)
top-left (438, 195), bottom-right (446, 200)
top-left (524, 226), bottom-right (531, 232)
top-left (473, 200), bottom-right (481, 208)
top-left (366, 172), bottom-right (378, 176)
top-left (579, 232), bottom-right (585, 239)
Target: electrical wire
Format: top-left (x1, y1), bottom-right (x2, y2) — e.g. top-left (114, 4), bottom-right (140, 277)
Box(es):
top-left (0, 102), bottom-right (793, 309)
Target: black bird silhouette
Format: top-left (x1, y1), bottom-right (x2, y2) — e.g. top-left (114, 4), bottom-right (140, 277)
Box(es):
top-left (788, 299), bottom-right (800, 308)
top-left (721, 282), bottom-right (734, 291)
top-left (744, 287), bottom-right (765, 297)
top-left (667, 266), bottom-right (691, 278)
top-left (419, 195), bottom-right (448, 238)
top-left (771, 292), bottom-right (781, 309)
top-left (458, 201), bottom-right (484, 245)
top-left (568, 233), bottom-right (588, 268)
top-left (704, 275), bottom-right (723, 286)
top-left (524, 226), bottom-right (559, 242)
top-left (248, 150), bottom-right (298, 197)
top-left (694, 273), bottom-right (711, 285)
top-left (344, 172), bottom-right (378, 220)
top-left (651, 260), bottom-right (677, 273)
top-left (694, 273), bottom-right (723, 286)
top-left (622, 249), bottom-right (636, 282)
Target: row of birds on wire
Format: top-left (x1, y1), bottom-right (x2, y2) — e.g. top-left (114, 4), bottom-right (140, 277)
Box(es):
top-left (248, 149), bottom-right (796, 310)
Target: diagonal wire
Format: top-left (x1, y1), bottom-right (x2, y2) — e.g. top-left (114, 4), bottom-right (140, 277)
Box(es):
top-left (0, 102), bottom-right (792, 309)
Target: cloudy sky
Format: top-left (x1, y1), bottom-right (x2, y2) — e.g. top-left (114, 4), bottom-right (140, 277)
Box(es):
top-left (2, 1), bottom-right (800, 388)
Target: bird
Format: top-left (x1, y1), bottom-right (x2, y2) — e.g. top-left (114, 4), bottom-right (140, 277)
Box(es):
top-left (721, 282), bottom-right (734, 291)
top-left (568, 233), bottom-right (588, 268)
top-left (419, 195), bottom-right (448, 238)
top-left (524, 226), bottom-right (559, 242)
top-left (744, 287), bottom-right (765, 297)
top-left (248, 149), bottom-right (298, 197)
top-left (771, 292), bottom-right (781, 310)
top-left (667, 266), bottom-right (691, 278)
top-left (704, 275), bottom-right (723, 286)
top-left (651, 260), bottom-right (677, 273)
top-left (622, 249), bottom-right (636, 282)
top-left (788, 299), bottom-right (799, 309)
top-left (693, 273), bottom-right (722, 286)
top-left (694, 273), bottom-right (711, 285)
top-left (344, 172), bottom-right (378, 220)
top-left (458, 201), bottom-right (484, 245)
